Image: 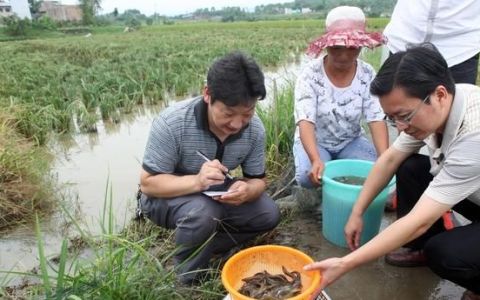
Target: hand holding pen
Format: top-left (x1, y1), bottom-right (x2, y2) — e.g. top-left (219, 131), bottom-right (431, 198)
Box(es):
top-left (196, 150), bottom-right (234, 180)
top-left (196, 150), bottom-right (249, 205)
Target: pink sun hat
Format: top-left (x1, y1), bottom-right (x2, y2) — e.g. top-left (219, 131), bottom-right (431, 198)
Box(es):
top-left (307, 6), bottom-right (386, 57)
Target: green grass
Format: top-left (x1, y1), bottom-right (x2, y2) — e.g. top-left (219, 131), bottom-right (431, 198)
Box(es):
top-left (0, 20), bottom-right (329, 144)
top-left (0, 28), bottom-right (66, 42)
top-left (257, 83), bottom-right (296, 180)
top-left (1, 183), bottom-right (226, 299)
top-left (0, 18), bottom-right (388, 144)
top-left (0, 173), bottom-right (301, 299)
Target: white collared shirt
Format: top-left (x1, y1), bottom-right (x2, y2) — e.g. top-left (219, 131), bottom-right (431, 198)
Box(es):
top-left (384, 0), bottom-right (480, 67)
top-left (393, 84), bottom-right (480, 206)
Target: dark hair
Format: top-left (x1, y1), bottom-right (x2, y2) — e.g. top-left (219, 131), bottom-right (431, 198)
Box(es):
top-left (370, 43), bottom-right (455, 102)
top-left (207, 51), bottom-right (266, 106)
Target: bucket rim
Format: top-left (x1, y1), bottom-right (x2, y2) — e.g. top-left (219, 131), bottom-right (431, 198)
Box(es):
top-left (323, 159), bottom-right (396, 189)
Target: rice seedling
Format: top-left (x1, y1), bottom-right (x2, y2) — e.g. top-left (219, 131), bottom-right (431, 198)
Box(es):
top-left (257, 82), bottom-right (295, 180)
top-left (0, 19), bottom-right (330, 142)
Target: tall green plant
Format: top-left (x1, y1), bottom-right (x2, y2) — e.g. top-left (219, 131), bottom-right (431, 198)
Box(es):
top-left (28, 0), bottom-right (43, 19)
top-left (2, 16), bottom-right (31, 36)
top-left (22, 185), bottom-right (225, 299)
top-left (80, 0), bottom-right (101, 25)
top-left (257, 82), bottom-right (295, 179)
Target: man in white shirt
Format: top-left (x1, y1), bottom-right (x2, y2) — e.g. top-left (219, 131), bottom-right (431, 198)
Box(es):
top-left (383, 0), bottom-right (480, 84)
top-left (305, 43), bottom-right (480, 300)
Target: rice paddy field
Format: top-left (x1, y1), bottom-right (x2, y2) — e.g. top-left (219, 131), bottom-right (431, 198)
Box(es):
top-left (0, 19), bottom-right (388, 298)
top-left (0, 19), bottom-right (388, 142)
top-left (0, 19), bottom-right (386, 230)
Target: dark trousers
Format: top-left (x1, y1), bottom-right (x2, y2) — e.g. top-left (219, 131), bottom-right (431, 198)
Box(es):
top-left (449, 53), bottom-right (479, 84)
top-left (140, 192), bottom-right (280, 284)
top-left (389, 52), bottom-right (479, 84)
top-left (396, 154), bottom-right (480, 293)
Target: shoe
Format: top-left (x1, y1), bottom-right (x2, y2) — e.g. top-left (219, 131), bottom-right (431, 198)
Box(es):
top-left (462, 290), bottom-right (480, 300)
top-left (385, 248), bottom-right (426, 267)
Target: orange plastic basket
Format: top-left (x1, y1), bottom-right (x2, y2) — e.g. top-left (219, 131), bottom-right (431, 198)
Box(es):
top-left (221, 245), bottom-right (321, 300)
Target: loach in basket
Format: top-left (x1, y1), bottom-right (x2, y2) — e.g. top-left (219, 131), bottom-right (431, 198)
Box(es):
top-left (221, 245), bottom-right (321, 300)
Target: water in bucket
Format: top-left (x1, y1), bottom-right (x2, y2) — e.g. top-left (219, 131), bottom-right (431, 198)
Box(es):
top-left (322, 159), bottom-right (396, 248)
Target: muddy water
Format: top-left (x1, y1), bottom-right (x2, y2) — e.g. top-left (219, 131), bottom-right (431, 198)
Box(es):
top-left (0, 105), bottom-right (161, 280)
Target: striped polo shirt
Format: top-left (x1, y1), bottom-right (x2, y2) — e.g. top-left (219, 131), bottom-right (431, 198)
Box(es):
top-left (142, 96), bottom-right (266, 178)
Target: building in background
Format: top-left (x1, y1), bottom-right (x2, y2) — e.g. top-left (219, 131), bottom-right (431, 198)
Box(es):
top-left (0, 0), bottom-right (13, 18)
top-left (0, 0), bottom-right (32, 19)
top-left (10, 0), bottom-right (31, 19)
top-left (39, 1), bottom-right (82, 21)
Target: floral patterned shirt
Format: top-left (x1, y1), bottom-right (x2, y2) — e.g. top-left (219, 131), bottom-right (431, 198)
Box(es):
top-left (294, 55), bottom-right (385, 152)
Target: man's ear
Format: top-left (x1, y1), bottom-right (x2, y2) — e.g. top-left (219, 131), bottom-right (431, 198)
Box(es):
top-left (203, 86), bottom-right (210, 104)
top-left (434, 85), bottom-right (449, 106)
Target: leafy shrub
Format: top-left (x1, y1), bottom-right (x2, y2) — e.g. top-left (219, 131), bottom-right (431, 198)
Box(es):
top-left (221, 15), bottom-right (235, 22)
top-left (2, 16), bottom-right (31, 36)
top-left (125, 17), bottom-right (141, 30)
top-left (33, 16), bottom-right (57, 30)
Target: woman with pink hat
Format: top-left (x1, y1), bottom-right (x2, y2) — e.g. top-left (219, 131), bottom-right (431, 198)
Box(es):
top-left (293, 6), bottom-right (389, 188)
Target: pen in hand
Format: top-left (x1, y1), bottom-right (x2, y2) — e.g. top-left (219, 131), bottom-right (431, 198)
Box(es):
top-left (196, 150), bottom-right (234, 180)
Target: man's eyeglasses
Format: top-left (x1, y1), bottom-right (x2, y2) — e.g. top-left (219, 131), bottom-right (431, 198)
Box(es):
top-left (384, 94), bottom-right (430, 127)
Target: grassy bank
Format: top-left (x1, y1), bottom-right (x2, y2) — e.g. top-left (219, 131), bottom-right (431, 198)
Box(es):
top-left (0, 184), bottom-right (228, 299)
top-left (0, 111), bottom-right (55, 233)
top-left (258, 83), bottom-right (296, 180)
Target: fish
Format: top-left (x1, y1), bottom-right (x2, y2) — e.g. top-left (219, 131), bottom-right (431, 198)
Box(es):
top-left (238, 266), bottom-right (302, 300)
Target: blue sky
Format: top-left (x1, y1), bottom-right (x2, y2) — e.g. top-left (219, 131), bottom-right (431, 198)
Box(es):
top-left (61, 0), bottom-right (288, 16)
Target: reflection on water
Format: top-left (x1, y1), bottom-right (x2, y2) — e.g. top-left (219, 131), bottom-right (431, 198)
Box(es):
top-left (51, 105), bottom-right (165, 231)
top-left (262, 55), bottom-right (310, 107)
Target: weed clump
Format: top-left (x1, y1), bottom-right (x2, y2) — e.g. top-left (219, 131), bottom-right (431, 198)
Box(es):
top-left (0, 112), bottom-right (54, 232)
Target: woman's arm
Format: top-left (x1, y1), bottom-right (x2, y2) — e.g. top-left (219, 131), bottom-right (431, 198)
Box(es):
top-left (298, 120), bottom-right (324, 185)
top-left (368, 120), bottom-right (389, 156)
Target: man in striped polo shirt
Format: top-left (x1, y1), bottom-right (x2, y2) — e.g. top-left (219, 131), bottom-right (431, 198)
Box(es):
top-left (139, 51), bottom-right (280, 284)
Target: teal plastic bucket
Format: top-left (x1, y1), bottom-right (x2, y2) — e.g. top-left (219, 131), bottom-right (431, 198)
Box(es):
top-left (322, 159), bottom-right (396, 248)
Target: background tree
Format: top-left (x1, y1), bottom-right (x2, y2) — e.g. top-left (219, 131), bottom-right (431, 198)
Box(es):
top-left (28, 0), bottom-right (43, 19)
top-left (80, 0), bottom-right (101, 25)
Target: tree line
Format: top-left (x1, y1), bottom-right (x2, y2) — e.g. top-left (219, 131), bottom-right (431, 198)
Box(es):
top-left (188, 0), bottom-right (396, 21)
